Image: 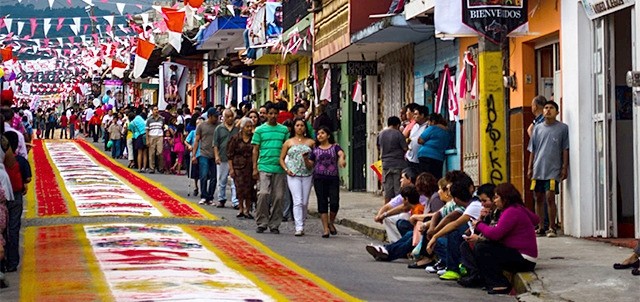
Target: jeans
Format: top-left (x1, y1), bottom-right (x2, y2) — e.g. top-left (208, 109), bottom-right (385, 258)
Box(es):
top-left (383, 231), bottom-right (414, 261)
top-left (198, 156), bottom-right (217, 201)
top-left (396, 219), bottom-right (414, 238)
top-left (216, 162), bottom-right (237, 205)
top-left (256, 172), bottom-right (287, 230)
top-left (475, 241), bottom-right (536, 288)
top-left (287, 175), bottom-right (313, 232)
top-left (434, 223), bottom-right (468, 272)
top-left (111, 139), bottom-right (122, 158)
top-left (313, 177), bottom-right (340, 213)
top-left (70, 124), bottom-right (75, 139)
top-left (5, 194), bottom-right (23, 269)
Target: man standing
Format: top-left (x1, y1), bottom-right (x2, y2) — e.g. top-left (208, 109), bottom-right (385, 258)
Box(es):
top-left (192, 108), bottom-right (219, 205)
top-left (146, 106), bottom-right (165, 174)
top-left (406, 106), bottom-right (429, 172)
top-left (377, 116), bottom-right (408, 204)
top-left (252, 102), bottom-right (289, 234)
top-left (527, 100), bottom-right (569, 238)
top-left (214, 109), bottom-right (239, 208)
top-left (527, 95), bottom-right (547, 137)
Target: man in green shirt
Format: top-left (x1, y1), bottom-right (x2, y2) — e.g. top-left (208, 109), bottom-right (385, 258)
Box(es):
top-left (252, 102), bottom-right (290, 234)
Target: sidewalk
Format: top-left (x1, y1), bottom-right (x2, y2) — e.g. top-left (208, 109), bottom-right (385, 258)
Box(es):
top-left (311, 190), bottom-right (640, 302)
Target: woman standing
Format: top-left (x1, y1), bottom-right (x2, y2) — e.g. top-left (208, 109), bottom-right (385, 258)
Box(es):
top-left (280, 118), bottom-right (315, 236)
top-left (228, 117), bottom-right (256, 219)
top-left (417, 113), bottom-right (450, 179)
top-left (247, 109), bottom-right (261, 132)
top-left (308, 126), bottom-right (346, 238)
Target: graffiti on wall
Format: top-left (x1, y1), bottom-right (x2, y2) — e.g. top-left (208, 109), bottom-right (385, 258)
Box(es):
top-left (478, 50), bottom-right (507, 184)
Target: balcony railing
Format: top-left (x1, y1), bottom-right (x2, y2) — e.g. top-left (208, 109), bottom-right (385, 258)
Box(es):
top-left (283, 0), bottom-right (312, 31)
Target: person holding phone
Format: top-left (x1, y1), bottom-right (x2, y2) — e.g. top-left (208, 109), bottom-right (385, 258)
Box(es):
top-left (280, 117), bottom-right (315, 236)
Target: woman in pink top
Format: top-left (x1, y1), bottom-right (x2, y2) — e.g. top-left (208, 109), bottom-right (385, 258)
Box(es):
top-left (473, 183), bottom-right (540, 295)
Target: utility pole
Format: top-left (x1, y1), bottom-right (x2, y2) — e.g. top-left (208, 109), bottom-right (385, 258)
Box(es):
top-left (478, 37), bottom-right (508, 185)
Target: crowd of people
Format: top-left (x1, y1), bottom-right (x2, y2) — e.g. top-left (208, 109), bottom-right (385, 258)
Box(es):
top-left (365, 98), bottom-right (571, 294)
top-left (0, 102), bottom-right (33, 288)
top-left (39, 97), bottom-right (345, 239)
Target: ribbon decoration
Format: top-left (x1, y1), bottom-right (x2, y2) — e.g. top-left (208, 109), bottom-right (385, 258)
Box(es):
top-left (434, 65), bottom-right (459, 121)
top-left (456, 51), bottom-right (478, 103)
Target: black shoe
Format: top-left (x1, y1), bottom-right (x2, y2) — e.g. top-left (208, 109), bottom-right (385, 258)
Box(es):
top-left (193, 189), bottom-right (199, 196)
top-left (270, 228), bottom-right (280, 234)
top-left (632, 268), bottom-right (640, 276)
top-left (149, 170), bottom-right (155, 174)
top-left (256, 227), bottom-right (266, 233)
top-left (457, 275), bottom-right (484, 288)
top-left (245, 213), bottom-right (254, 219)
top-left (329, 223), bottom-right (337, 235)
top-left (282, 218), bottom-right (289, 222)
top-left (236, 212), bottom-right (245, 218)
top-left (5, 267), bottom-right (17, 273)
top-left (407, 260), bottom-right (434, 269)
top-left (613, 260), bottom-right (640, 269)
top-left (233, 205), bottom-right (240, 210)
top-left (535, 227), bottom-right (546, 237)
top-left (322, 233), bottom-right (330, 238)
top-left (216, 202), bottom-right (225, 208)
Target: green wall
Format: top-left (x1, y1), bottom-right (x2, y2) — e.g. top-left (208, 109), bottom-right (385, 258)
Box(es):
top-left (335, 64), bottom-right (352, 189)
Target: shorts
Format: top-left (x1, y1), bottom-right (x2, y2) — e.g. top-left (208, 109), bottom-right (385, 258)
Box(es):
top-left (134, 136), bottom-right (147, 151)
top-left (383, 168), bottom-right (402, 199)
top-left (530, 179), bottom-right (559, 195)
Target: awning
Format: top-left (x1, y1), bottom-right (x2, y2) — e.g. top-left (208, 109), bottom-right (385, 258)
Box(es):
top-left (198, 16), bottom-right (247, 51)
top-left (318, 15), bottom-right (434, 63)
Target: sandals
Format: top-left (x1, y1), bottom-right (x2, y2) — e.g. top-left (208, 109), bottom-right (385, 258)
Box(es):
top-left (328, 223), bottom-right (337, 235)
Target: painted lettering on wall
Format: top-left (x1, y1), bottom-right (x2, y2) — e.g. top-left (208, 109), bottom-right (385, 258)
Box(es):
top-left (478, 50), bottom-right (507, 185)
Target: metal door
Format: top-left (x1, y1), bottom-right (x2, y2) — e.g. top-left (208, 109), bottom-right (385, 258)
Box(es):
top-left (351, 78), bottom-right (367, 191)
top-left (593, 18), bottom-right (617, 237)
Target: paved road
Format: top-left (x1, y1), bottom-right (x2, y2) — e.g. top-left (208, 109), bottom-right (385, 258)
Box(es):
top-left (0, 139), bottom-right (515, 301)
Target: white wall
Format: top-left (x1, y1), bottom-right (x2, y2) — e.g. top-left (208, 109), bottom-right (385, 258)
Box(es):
top-left (561, 0), bottom-right (596, 237)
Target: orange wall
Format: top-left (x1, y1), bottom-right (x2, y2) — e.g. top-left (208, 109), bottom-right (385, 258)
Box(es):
top-left (509, 0), bottom-right (561, 108)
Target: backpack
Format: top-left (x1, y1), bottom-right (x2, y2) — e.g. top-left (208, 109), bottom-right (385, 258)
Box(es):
top-left (48, 113), bottom-right (56, 124)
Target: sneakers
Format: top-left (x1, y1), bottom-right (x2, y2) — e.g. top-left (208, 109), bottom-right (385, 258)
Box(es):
top-left (439, 270), bottom-right (461, 280)
top-left (256, 227), bottom-right (266, 233)
top-left (546, 229), bottom-right (558, 238)
top-left (535, 227), bottom-right (546, 237)
top-left (198, 198), bottom-right (207, 205)
top-left (426, 260), bottom-right (445, 273)
top-left (270, 228), bottom-right (280, 234)
top-left (458, 264), bottom-right (468, 276)
top-left (294, 230), bottom-right (304, 236)
top-left (437, 268), bottom-right (447, 276)
top-left (365, 244), bottom-right (389, 261)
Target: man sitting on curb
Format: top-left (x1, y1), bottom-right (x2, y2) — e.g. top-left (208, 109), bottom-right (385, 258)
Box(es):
top-left (426, 178), bottom-right (482, 281)
top-left (365, 185), bottom-right (422, 262)
top-left (373, 168), bottom-right (419, 243)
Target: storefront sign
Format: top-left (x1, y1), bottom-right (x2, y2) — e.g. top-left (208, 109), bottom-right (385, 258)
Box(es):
top-left (581, 0), bottom-right (634, 19)
top-left (462, 0), bottom-right (528, 44)
top-left (347, 61), bottom-right (377, 76)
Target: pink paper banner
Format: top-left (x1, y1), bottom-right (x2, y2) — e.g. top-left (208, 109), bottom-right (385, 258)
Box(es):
top-left (57, 18), bottom-right (64, 31)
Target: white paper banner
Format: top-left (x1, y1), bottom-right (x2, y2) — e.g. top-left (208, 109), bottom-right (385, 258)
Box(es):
top-left (5, 18), bottom-right (12, 33)
top-left (70, 24), bottom-right (79, 36)
top-left (43, 18), bottom-right (51, 37)
top-left (116, 2), bottom-right (126, 15)
top-left (17, 21), bottom-right (25, 36)
top-left (140, 13), bottom-right (149, 27)
top-left (103, 15), bottom-right (114, 27)
top-left (48, 0), bottom-right (55, 9)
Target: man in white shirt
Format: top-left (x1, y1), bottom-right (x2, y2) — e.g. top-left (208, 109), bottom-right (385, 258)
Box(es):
top-left (406, 105), bottom-right (429, 172)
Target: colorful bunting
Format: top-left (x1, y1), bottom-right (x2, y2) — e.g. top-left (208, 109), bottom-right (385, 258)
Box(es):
top-left (17, 21), bottom-right (25, 36)
top-left (165, 10), bottom-right (185, 52)
top-left (133, 39), bottom-right (155, 78)
top-left (116, 3), bottom-right (126, 15)
top-left (57, 18), bottom-right (64, 31)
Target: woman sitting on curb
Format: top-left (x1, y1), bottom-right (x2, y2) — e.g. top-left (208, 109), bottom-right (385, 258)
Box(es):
top-left (613, 239), bottom-right (640, 276)
top-left (472, 183), bottom-right (539, 295)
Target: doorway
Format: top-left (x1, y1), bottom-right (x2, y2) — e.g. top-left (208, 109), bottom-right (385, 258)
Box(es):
top-left (592, 7), bottom-right (635, 238)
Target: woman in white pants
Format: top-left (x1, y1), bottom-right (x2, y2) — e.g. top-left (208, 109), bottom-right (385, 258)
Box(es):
top-left (280, 118), bottom-right (315, 236)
